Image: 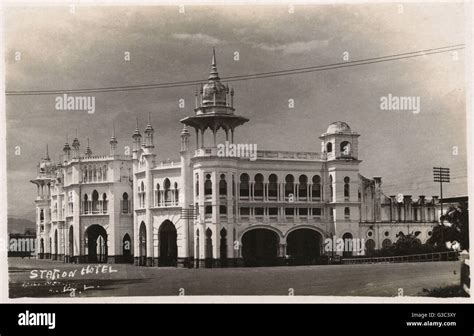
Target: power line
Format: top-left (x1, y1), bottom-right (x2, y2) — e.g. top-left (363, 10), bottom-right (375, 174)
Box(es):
top-left (6, 44), bottom-right (464, 96)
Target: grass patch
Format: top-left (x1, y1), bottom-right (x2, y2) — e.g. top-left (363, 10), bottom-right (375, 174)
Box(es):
top-left (422, 284), bottom-right (469, 298)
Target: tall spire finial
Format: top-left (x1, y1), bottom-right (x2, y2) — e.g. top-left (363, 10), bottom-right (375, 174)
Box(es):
top-left (113, 123), bottom-right (116, 137)
top-left (148, 112), bottom-right (151, 125)
top-left (209, 48), bottom-right (220, 80)
top-left (45, 144), bottom-right (50, 160)
top-left (85, 137), bottom-right (92, 157)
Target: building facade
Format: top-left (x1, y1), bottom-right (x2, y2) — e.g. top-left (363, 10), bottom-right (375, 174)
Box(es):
top-left (31, 51), bottom-right (444, 267)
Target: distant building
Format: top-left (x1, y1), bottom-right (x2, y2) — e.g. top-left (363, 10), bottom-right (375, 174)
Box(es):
top-left (31, 51), bottom-right (447, 267)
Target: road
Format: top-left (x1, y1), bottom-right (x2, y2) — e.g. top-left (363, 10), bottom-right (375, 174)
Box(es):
top-left (8, 258), bottom-right (461, 298)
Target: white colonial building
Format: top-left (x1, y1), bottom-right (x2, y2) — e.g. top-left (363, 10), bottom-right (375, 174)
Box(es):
top-left (31, 51), bottom-right (442, 267)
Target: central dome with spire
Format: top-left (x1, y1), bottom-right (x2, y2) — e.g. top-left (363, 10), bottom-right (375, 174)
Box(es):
top-left (201, 48), bottom-right (228, 106)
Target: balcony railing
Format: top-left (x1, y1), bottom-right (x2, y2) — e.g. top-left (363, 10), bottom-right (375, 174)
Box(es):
top-left (81, 201), bottom-right (108, 215)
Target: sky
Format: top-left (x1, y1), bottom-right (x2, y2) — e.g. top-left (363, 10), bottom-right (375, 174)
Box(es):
top-left (5, 3), bottom-right (468, 221)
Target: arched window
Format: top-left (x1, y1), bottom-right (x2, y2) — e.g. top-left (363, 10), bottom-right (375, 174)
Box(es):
top-left (220, 205), bottom-right (227, 216)
top-left (195, 174), bottom-right (199, 197)
top-left (340, 141), bottom-right (351, 156)
top-left (205, 205), bottom-right (212, 218)
top-left (326, 142), bottom-right (333, 153)
top-left (103, 165), bottom-right (107, 181)
top-left (122, 192), bottom-right (129, 214)
top-left (240, 173), bottom-right (249, 198)
top-left (204, 174), bottom-right (212, 196)
top-left (254, 174), bottom-right (264, 199)
top-left (40, 209), bottom-right (44, 222)
top-left (299, 175), bottom-right (308, 199)
top-left (344, 176), bottom-right (350, 199)
top-left (344, 207), bottom-right (350, 219)
top-left (140, 181), bottom-right (145, 208)
top-left (285, 174), bottom-right (294, 199)
top-left (382, 239), bottom-right (392, 249)
top-left (92, 190), bottom-right (99, 213)
top-left (102, 193), bottom-right (107, 213)
top-left (164, 179), bottom-right (171, 204)
top-left (83, 194), bottom-right (89, 214)
top-left (219, 174), bottom-right (227, 196)
top-left (365, 239), bottom-right (376, 255)
top-left (342, 232), bottom-right (353, 257)
top-left (156, 183), bottom-right (161, 206)
top-left (174, 182), bottom-right (179, 204)
top-left (329, 175), bottom-right (334, 201)
top-left (268, 174), bottom-right (278, 199)
top-left (312, 175), bottom-right (321, 199)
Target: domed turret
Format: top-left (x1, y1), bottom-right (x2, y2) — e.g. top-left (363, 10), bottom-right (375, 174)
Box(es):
top-left (38, 145), bottom-right (54, 175)
top-left (326, 121), bottom-right (352, 134)
top-left (201, 49), bottom-right (228, 106)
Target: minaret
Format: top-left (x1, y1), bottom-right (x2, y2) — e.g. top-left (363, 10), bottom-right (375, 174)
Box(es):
top-left (71, 131), bottom-right (80, 159)
top-left (110, 125), bottom-right (118, 156)
top-left (30, 145), bottom-right (55, 259)
top-left (132, 118), bottom-right (142, 156)
top-left (144, 112), bottom-right (154, 149)
top-left (63, 134), bottom-right (71, 162)
top-left (180, 125), bottom-right (190, 152)
top-left (85, 138), bottom-right (92, 157)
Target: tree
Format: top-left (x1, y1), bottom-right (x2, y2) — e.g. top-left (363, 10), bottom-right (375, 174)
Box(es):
top-left (427, 201), bottom-right (469, 251)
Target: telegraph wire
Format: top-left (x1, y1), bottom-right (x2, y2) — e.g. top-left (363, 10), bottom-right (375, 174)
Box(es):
top-left (6, 44), bottom-right (464, 96)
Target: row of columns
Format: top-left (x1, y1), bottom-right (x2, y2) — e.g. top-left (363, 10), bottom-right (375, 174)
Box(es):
top-left (195, 128), bottom-right (235, 149)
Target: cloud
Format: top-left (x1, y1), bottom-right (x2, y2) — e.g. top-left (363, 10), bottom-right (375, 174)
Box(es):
top-left (253, 39), bottom-right (330, 54)
top-left (172, 33), bottom-right (221, 45)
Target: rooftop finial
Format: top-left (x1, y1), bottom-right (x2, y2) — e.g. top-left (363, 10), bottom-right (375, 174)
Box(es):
top-left (45, 144), bottom-right (50, 160)
top-left (212, 47), bottom-right (216, 66)
top-left (209, 48), bottom-right (220, 80)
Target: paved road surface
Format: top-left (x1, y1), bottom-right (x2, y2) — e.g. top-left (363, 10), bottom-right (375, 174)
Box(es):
top-left (8, 258), bottom-right (461, 298)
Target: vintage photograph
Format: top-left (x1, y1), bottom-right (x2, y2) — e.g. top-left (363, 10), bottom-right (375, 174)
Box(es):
top-left (5, 2), bottom-right (470, 299)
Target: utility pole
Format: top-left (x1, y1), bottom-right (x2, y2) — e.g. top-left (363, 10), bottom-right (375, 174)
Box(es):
top-left (180, 204), bottom-right (197, 268)
top-left (433, 167), bottom-right (450, 224)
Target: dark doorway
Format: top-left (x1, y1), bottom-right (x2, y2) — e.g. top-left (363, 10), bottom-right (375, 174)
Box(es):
top-left (286, 229), bottom-right (322, 265)
top-left (159, 221), bottom-right (177, 267)
top-left (68, 227), bottom-right (74, 262)
top-left (122, 233), bottom-right (132, 263)
top-left (139, 222), bottom-right (147, 266)
top-left (85, 225), bottom-right (107, 263)
top-left (39, 238), bottom-right (44, 259)
top-left (54, 230), bottom-right (58, 259)
top-left (220, 228), bottom-right (228, 267)
top-left (242, 229), bottom-right (279, 267)
top-left (205, 228), bottom-right (213, 268)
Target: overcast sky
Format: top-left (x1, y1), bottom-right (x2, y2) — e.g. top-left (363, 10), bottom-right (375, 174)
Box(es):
top-left (6, 3), bottom-right (467, 221)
